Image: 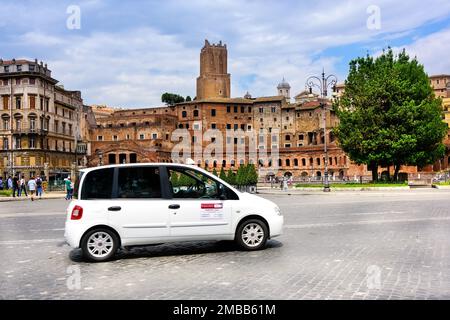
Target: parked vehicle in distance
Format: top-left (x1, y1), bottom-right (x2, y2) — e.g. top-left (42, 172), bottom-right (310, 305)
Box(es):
top-left (64, 163), bottom-right (284, 262)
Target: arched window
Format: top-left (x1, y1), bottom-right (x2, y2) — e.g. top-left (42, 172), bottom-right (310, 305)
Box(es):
top-left (317, 158), bottom-right (321, 166)
top-left (182, 111), bottom-right (187, 118)
top-left (278, 159), bottom-right (282, 167)
top-left (294, 159), bottom-right (299, 167)
top-left (285, 135), bottom-right (291, 141)
top-left (286, 159), bottom-right (291, 167)
top-left (302, 158), bottom-right (306, 166)
top-left (213, 160), bottom-right (217, 168)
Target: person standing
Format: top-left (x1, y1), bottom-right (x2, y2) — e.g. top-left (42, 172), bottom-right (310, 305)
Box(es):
top-left (28, 176), bottom-right (36, 201)
top-left (65, 177), bottom-right (72, 200)
top-left (0, 177), bottom-right (3, 190)
top-left (19, 175), bottom-right (28, 197)
top-left (35, 175), bottom-right (43, 199)
top-left (7, 176), bottom-right (13, 190)
top-left (12, 175), bottom-right (19, 197)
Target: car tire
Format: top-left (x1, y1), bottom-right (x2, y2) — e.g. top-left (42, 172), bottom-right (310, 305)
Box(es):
top-left (81, 228), bottom-right (119, 262)
top-left (235, 219), bottom-right (268, 251)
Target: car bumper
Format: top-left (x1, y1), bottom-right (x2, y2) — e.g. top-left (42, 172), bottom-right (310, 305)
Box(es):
top-left (269, 215), bottom-right (284, 238)
top-left (64, 221), bottom-right (85, 248)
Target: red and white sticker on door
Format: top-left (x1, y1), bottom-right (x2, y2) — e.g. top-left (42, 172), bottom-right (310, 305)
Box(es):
top-left (201, 203), bottom-right (223, 209)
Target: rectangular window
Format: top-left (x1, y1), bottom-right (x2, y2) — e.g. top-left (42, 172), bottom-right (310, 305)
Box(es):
top-left (152, 133), bottom-right (158, 139)
top-left (97, 136), bottom-right (103, 141)
top-left (29, 96), bottom-right (36, 109)
top-left (3, 138), bottom-right (8, 150)
top-left (211, 123), bottom-right (216, 129)
top-left (139, 134), bottom-right (145, 140)
top-left (81, 168), bottom-right (114, 200)
top-left (211, 109), bottom-right (216, 117)
top-left (227, 106), bottom-right (230, 113)
top-left (117, 167), bottom-right (162, 199)
top-left (113, 135), bottom-right (118, 141)
top-left (234, 106), bottom-right (238, 113)
top-left (2, 96), bottom-right (9, 110)
top-left (29, 137), bottom-right (35, 148)
top-left (17, 65), bottom-right (22, 72)
top-left (15, 96), bottom-right (21, 109)
top-left (29, 65), bottom-right (35, 72)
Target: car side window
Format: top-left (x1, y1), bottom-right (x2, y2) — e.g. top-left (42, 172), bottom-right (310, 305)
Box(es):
top-left (81, 168), bottom-right (114, 200)
top-left (168, 168), bottom-right (220, 199)
top-left (117, 167), bottom-right (162, 199)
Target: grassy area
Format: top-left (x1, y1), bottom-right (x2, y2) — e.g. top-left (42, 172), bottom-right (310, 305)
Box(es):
top-left (295, 182), bottom-right (408, 188)
top-left (0, 189), bottom-right (13, 197)
top-left (434, 181), bottom-right (450, 186)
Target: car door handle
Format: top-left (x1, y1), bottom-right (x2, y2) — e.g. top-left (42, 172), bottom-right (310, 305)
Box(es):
top-left (108, 206), bottom-right (122, 212)
top-left (168, 204), bottom-right (180, 210)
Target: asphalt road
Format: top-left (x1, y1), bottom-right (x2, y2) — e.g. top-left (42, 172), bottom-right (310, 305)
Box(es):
top-left (1, 189), bottom-right (450, 300)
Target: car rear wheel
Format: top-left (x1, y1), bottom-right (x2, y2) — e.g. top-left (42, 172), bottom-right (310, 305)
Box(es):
top-left (235, 219), bottom-right (268, 250)
top-left (81, 228), bottom-right (119, 262)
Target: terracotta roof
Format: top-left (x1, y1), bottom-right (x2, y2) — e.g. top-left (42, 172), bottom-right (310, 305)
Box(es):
top-left (429, 74), bottom-right (450, 78)
top-left (0, 59), bottom-right (34, 65)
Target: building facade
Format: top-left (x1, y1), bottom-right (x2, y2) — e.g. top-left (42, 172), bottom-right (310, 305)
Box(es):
top-left (0, 59), bottom-right (86, 183)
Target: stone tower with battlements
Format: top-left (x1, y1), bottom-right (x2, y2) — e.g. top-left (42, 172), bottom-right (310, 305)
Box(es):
top-left (196, 39), bottom-right (231, 100)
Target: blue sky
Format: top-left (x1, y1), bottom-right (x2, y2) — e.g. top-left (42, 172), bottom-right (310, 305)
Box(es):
top-left (1, 0), bottom-right (450, 107)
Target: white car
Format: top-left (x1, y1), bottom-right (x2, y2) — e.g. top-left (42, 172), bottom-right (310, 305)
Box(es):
top-left (64, 163), bottom-right (283, 262)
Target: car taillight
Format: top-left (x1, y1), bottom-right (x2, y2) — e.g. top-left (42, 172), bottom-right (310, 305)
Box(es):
top-left (71, 205), bottom-right (83, 220)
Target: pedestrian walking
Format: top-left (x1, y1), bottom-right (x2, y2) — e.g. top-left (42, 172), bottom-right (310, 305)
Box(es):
top-left (28, 176), bottom-right (36, 201)
top-left (7, 176), bottom-right (13, 190)
top-left (18, 175), bottom-right (28, 197)
top-left (65, 176), bottom-right (73, 200)
top-left (12, 175), bottom-right (19, 197)
top-left (36, 175), bottom-right (43, 199)
top-left (0, 177), bottom-right (3, 190)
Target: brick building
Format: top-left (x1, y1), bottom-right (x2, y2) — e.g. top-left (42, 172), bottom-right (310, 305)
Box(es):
top-left (85, 40), bottom-right (450, 181)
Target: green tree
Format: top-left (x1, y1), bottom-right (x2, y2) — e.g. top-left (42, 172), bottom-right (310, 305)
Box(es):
top-left (161, 92), bottom-right (185, 105)
top-left (226, 168), bottom-right (236, 185)
top-left (212, 168), bottom-right (218, 176)
top-left (246, 164), bottom-right (259, 185)
top-left (219, 167), bottom-right (227, 182)
top-left (335, 48), bottom-right (447, 181)
top-left (186, 96), bottom-right (192, 102)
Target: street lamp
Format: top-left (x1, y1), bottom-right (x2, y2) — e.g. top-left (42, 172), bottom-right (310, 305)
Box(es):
top-left (306, 69), bottom-right (338, 192)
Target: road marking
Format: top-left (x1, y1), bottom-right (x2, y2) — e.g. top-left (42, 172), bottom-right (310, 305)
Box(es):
top-left (0, 212), bottom-right (65, 218)
top-left (0, 238), bottom-right (65, 245)
top-left (284, 216), bottom-right (450, 229)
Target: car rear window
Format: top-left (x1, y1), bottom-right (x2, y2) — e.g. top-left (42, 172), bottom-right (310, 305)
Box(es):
top-left (81, 168), bottom-right (114, 200)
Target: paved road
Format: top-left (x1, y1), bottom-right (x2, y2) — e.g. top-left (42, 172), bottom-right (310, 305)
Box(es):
top-left (1, 190), bottom-right (450, 300)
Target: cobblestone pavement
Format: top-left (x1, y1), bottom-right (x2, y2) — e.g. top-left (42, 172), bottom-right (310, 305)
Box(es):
top-left (1, 190), bottom-right (450, 300)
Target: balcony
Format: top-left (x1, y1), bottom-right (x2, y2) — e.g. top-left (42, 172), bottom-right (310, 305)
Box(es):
top-left (11, 127), bottom-right (49, 135)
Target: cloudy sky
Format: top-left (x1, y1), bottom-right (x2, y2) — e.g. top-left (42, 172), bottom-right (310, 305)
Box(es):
top-left (1, 0), bottom-right (450, 108)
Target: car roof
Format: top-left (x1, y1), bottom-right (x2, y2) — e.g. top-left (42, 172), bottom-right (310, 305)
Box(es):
top-left (79, 163), bottom-right (207, 173)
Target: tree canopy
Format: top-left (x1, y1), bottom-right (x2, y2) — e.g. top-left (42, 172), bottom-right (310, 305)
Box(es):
top-left (334, 48), bottom-right (447, 181)
top-left (161, 92), bottom-right (186, 105)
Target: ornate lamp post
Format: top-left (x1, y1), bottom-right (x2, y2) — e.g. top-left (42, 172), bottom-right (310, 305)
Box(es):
top-left (306, 69), bottom-right (338, 192)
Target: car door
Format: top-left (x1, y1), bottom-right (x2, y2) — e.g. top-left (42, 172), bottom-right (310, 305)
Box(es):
top-left (107, 166), bottom-right (170, 245)
top-left (164, 166), bottom-right (234, 238)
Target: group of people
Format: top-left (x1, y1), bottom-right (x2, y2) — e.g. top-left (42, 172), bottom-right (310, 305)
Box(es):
top-left (0, 175), bottom-right (44, 201)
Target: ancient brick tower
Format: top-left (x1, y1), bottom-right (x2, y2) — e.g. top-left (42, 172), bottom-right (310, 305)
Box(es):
top-left (196, 39), bottom-right (231, 100)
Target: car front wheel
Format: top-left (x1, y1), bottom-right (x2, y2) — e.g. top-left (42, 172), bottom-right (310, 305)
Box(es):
top-left (81, 228), bottom-right (119, 262)
top-left (235, 219), bottom-right (268, 250)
